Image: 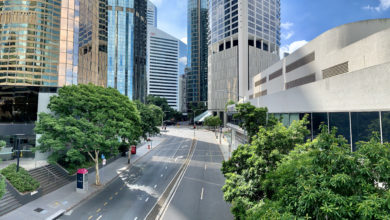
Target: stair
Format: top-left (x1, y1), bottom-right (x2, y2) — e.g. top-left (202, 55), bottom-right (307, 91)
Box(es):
top-left (0, 190), bottom-right (21, 216)
top-left (29, 164), bottom-right (73, 196)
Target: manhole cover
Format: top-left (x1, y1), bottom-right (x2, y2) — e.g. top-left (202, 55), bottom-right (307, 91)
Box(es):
top-left (34, 208), bottom-right (44, 213)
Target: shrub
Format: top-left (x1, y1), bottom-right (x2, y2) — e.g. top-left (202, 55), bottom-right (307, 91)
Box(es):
top-left (1, 164), bottom-right (40, 193)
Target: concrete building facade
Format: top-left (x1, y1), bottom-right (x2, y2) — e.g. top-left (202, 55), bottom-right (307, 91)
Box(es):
top-left (147, 26), bottom-right (186, 110)
top-left (246, 19), bottom-right (390, 150)
top-left (208, 0), bottom-right (280, 114)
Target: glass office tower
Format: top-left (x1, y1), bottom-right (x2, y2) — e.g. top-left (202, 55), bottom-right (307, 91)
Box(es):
top-left (187, 0), bottom-right (209, 108)
top-left (107, 0), bottom-right (147, 101)
top-left (0, 0), bottom-right (61, 86)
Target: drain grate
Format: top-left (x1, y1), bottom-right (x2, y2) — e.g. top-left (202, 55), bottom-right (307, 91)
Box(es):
top-left (34, 208), bottom-right (44, 213)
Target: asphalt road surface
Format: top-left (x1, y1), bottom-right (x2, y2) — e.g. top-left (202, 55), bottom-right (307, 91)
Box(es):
top-left (60, 135), bottom-right (191, 220)
top-left (161, 139), bottom-right (233, 220)
top-left (60, 129), bottom-right (232, 220)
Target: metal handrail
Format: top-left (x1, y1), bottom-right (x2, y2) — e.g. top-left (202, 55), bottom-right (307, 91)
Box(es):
top-left (43, 166), bottom-right (59, 183)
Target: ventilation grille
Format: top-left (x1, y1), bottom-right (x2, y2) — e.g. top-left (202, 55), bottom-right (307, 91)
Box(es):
top-left (322, 62), bottom-right (349, 79)
top-left (285, 74), bottom-right (316, 90)
top-left (286, 52), bottom-right (315, 73)
top-left (269, 69), bottom-right (282, 81)
top-left (255, 90), bottom-right (267, 98)
top-left (255, 77), bottom-right (267, 87)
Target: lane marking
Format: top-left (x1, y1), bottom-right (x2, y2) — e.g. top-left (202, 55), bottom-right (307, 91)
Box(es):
top-left (154, 184), bottom-right (157, 188)
top-left (104, 202), bottom-right (108, 206)
top-left (145, 197), bottom-right (149, 202)
top-left (115, 192), bottom-right (118, 195)
top-left (200, 187), bottom-right (204, 200)
top-left (165, 166), bottom-right (167, 170)
top-left (96, 208), bottom-right (101, 213)
top-left (134, 217), bottom-right (138, 220)
top-left (109, 196), bottom-right (113, 200)
top-left (204, 164), bottom-right (207, 170)
top-left (160, 174), bottom-right (163, 177)
top-left (88, 216), bottom-right (93, 220)
top-left (97, 215), bottom-right (103, 220)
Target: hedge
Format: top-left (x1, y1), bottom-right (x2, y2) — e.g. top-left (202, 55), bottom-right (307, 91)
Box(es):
top-left (1, 164), bottom-right (40, 193)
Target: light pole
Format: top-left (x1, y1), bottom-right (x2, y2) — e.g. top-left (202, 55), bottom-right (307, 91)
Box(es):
top-left (14, 134), bottom-right (24, 172)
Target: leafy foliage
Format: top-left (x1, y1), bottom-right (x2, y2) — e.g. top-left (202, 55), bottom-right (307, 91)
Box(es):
top-left (0, 140), bottom-right (5, 148)
top-left (233, 103), bottom-right (270, 142)
top-left (188, 102), bottom-right (208, 120)
top-left (35, 84), bottom-right (142, 184)
top-left (222, 119), bottom-right (390, 219)
top-left (221, 119), bottom-right (309, 218)
top-left (204, 116), bottom-right (222, 130)
top-left (1, 164), bottom-right (40, 193)
top-left (134, 100), bottom-right (163, 139)
top-left (257, 127), bottom-right (390, 219)
top-left (146, 95), bottom-right (182, 121)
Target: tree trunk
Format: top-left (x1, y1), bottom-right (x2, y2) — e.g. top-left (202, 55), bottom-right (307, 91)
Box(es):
top-left (95, 150), bottom-right (100, 186)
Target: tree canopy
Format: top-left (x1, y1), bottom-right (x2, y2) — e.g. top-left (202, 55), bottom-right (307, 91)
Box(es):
top-left (134, 100), bottom-right (163, 139)
top-left (0, 140), bottom-right (5, 199)
top-left (204, 116), bottom-right (222, 130)
top-left (233, 103), bottom-right (271, 142)
top-left (146, 95), bottom-right (182, 121)
top-left (35, 84), bottom-right (142, 185)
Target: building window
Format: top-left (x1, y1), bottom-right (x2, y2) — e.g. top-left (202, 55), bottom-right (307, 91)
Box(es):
top-left (312, 113), bottom-right (328, 138)
top-left (351, 112), bottom-right (380, 151)
top-left (329, 112), bottom-right (350, 144)
top-left (381, 112), bottom-right (390, 143)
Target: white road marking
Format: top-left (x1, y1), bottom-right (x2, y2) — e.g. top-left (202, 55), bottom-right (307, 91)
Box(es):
top-left (200, 187), bottom-right (204, 200)
top-left (97, 215), bottom-right (103, 220)
top-left (204, 164), bottom-right (207, 170)
top-left (175, 158), bottom-right (178, 162)
top-left (160, 174), bottom-right (164, 177)
top-left (134, 217), bottom-right (138, 220)
top-left (154, 184), bottom-right (157, 188)
top-left (145, 197), bottom-right (149, 202)
top-left (165, 166), bottom-right (167, 169)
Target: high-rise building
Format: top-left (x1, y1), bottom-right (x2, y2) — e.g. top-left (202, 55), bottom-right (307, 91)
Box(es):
top-left (0, 0), bottom-right (109, 160)
top-left (187, 0), bottom-right (209, 109)
top-left (107, 0), bottom-right (147, 101)
top-left (147, 26), bottom-right (187, 110)
top-left (208, 0), bottom-right (281, 115)
top-left (147, 0), bottom-right (157, 27)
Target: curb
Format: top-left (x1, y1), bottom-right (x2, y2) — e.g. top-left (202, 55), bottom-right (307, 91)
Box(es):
top-left (60, 137), bottom-right (169, 217)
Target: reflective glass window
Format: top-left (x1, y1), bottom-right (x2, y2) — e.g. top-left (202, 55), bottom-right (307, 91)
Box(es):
top-left (351, 112), bottom-right (380, 150)
top-left (329, 112), bottom-right (350, 143)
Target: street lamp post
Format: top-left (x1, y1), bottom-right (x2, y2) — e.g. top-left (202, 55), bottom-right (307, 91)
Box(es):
top-left (14, 134), bottom-right (24, 172)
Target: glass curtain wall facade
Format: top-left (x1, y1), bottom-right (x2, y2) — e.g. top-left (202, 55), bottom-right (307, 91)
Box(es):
top-left (0, 0), bottom-right (61, 87)
top-left (78, 0), bottom-right (108, 87)
top-left (187, 0), bottom-right (208, 107)
top-left (147, 0), bottom-right (157, 27)
top-left (268, 111), bottom-right (388, 151)
top-left (59, 0), bottom-right (80, 86)
top-left (107, 0), bottom-right (147, 101)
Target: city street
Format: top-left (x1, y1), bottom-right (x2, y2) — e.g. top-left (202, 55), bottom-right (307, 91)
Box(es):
top-left (59, 128), bottom-right (232, 220)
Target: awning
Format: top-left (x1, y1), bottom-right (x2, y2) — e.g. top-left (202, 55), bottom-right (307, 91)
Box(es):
top-left (194, 111), bottom-right (213, 122)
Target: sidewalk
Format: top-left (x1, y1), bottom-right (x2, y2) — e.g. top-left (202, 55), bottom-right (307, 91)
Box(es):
top-left (0, 136), bottom-right (166, 220)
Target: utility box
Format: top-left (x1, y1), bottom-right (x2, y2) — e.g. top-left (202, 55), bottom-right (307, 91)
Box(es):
top-left (76, 168), bottom-right (88, 193)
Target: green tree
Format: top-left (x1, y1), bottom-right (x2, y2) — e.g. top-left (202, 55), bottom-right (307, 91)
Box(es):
top-left (204, 116), bottom-right (222, 131)
top-left (188, 102), bottom-right (207, 120)
top-left (254, 127), bottom-right (390, 219)
top-left (0, 140), bottom-right (5, 199)
top-left (146, 95), bottom-right (182, 121)
top-left (35, 84), bottom-right (142, 185)
top-left (134, 100), bottom-right (163, 139)
top-left (221, 118), bottom-right (309, 218)
top-left (233, 103), bottom-right (271, 142)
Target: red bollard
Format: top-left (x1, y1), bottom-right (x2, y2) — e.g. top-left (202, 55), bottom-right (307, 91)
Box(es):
top-left (148, 144), bottom-right (151, 150)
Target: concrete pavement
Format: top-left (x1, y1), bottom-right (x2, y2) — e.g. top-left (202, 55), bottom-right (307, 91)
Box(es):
top-left (0, 136), bottom-right (165, 220)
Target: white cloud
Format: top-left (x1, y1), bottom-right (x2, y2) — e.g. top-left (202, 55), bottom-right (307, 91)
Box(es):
top-left (363, 0), bottom-right (390, 12)
top-left (279, 40), bottom-right (308, 58)
top-left (180, 37), bottom-right (187, 44)
top-left (179, 56), bottom-right (187, 65)
top-left (149, 0), bottom-right (163, 7)
top-left (282, 31), bottom-right (294, 40)
top-left (281, 22), bottom-right (294, 30)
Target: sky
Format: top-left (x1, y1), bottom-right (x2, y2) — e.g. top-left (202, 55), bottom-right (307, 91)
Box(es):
top-left (150, 0), bottom-right (390, 55)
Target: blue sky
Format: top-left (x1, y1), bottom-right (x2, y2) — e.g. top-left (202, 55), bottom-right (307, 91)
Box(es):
top-left (150, 0), bottom-right (390, 54)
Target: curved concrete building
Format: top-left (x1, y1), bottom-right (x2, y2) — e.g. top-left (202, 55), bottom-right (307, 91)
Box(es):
top-left (246, 19), bottom-right (390, 150)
